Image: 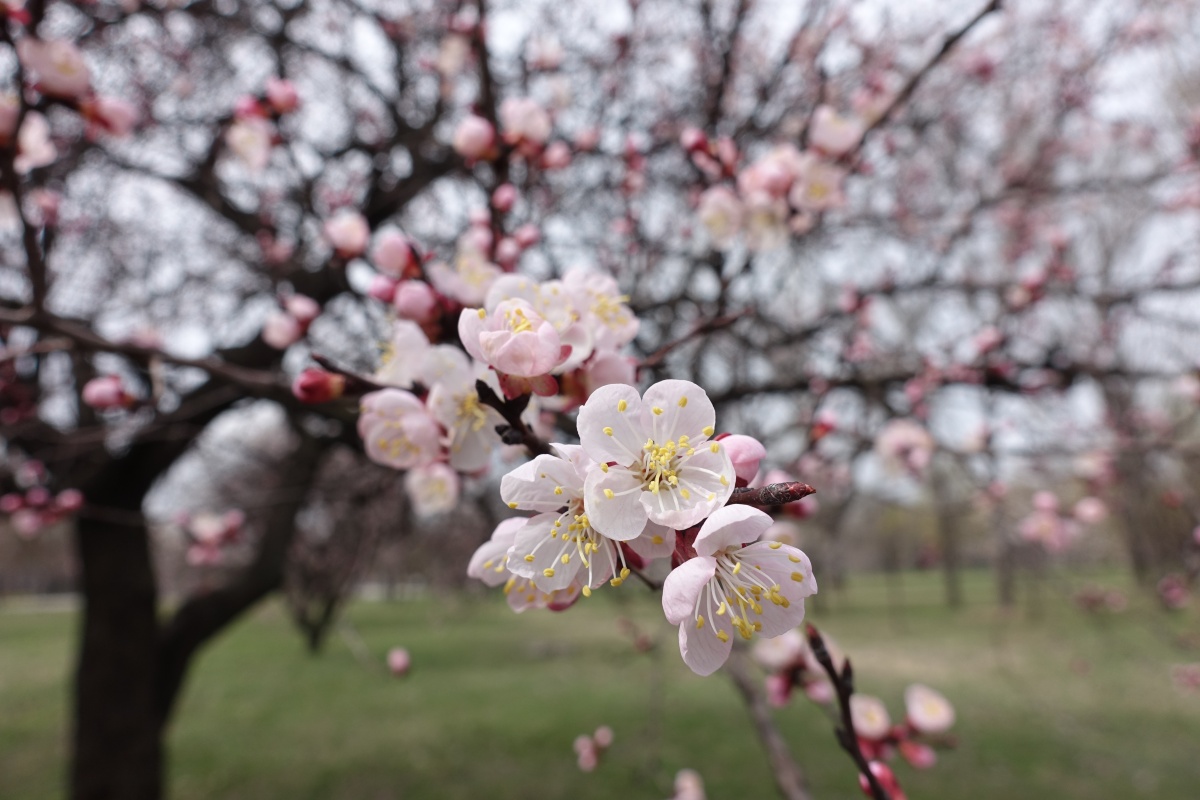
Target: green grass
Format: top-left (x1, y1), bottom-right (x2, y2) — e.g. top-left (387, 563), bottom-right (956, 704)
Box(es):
top-left (2, 568), bottom-right (1199, 799)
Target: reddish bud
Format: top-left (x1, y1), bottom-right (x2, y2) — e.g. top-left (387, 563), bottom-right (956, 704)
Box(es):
top-left (292, 368), bottom-right (346, 404)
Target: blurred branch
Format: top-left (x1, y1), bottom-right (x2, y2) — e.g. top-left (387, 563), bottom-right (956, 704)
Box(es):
top-left (724, 646), bottom-right (813, 800)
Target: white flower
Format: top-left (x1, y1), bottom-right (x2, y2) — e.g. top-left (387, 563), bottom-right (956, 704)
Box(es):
top-left (500, 444), bottom-right (674, 594)
top-left (404, 462), bottom-right (460, 517)
top-left (661, 505), bottom-right (817, 675)
top-left (904, 684), bottom-right (955, 734)
top-left (357, 389), bottom-right (441, 470)
top-left (373, 320), bottom-right (432, 389)
top-left (226, 117), bottom-right (274, 172)
top-left (808, 105), bottom-right (864, 157)
top-left (18, 39), bottom-right (91, 99)
top-left (485, 274), bottom-right (594, 372)
top-left (850, 694), bottom-right (892, 740)
top-left (427, 253), bottom-right (502, 306)
top-left (563, 267), bottom-right (639, 353)
top-left (578, 380), bottom-right (736, 535)
top-left (425, 349), bottom-right (504, 472)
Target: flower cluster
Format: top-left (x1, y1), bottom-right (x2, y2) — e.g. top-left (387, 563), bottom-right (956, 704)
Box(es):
top-left (0, 485), bottom-right (83, 537)
top-left (1018, 491), bottom-right (1107, 552)
top-left (177, 509), bottom-right (245, 566)
top-left (849, 685), bottom-right (957, 799)
top-left (468, 379), bottom-right (818, 674)
top-left (572, 725), bottom-right (613, 773)
top-left (226, 78), bottom-right (302, 173)
top-left (686, 106), bottom-right (863, 251)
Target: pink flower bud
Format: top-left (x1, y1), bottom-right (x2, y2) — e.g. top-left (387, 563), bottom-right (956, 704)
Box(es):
top-left (452, 114), bottom-right (497, 161)
top-left (494, 237), bottom-right (522, 267)
top-left (261, 310), bottom-right (303, 349)
top-left (491, 183), bottom-right (518, 212)
top-left (387, 647), bottom-right (411, 676)
top-left (1073, 497), bottom-right (1107, 525)
top-left (573, 128), bottom-right (600, 151)
top-left (859, 761), bottom-right (905, 800)
top-left (899, 739), bottom-right (937, 770)
top-left (592, 726), bottom-right (614, 749)
top-left (82, 376), bottom-right (131, 410)
top-left (371, 230), bottom-right (417, 278)
top-left (367, 274), bottom-right (399, 303)
top-left (1032, 490), bottom-right (1059, 513)
top-left (56, 489), bottom-right (84, 513)
top-left (540, 140), bottom-right (572, 169)
top-left (392, 280), bottom-right (440, 323)
top-left (292, 368), bottom-right (346, 404)
top-left (717, 434), bottom-right (766, 486)
top-left (323, 209), bottom-right (370, 258)
top-left (234, 94), bottom-right (266, 119)
top-left (680, 126), bottom-right (708, 152)
top-left (0, 493), bottom-right (24, 513)
top-left (512, 223), bottom-right (540, 248)
top-left (265, 77), bottom-right (300, 114)
top-left (283, 294), bottom-right (321, 325)
top-left (25, 487), bottom-right (50, 507)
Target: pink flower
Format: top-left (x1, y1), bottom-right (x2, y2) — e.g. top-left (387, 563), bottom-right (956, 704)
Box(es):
top-left (875, 419), bottom-right (934, 475)
top-left (393, 280), bottom-right (440, 323)
top-left (387, 647), bottom-right (411, 676)
top-left (292, 368), bottom-right (345, 404)
top-left (81, 96), bottom-right (139, 137)
top-left (18, 39), bottom-right (91, 99)
top-left (370, 230), bottom-right (417, 278)
top-left (261, 310), bottom-right (303, 349)
top-left (458, 300), bottom-right (566, 378)
top-left (367, 274), bottom-right (398, 303)
top-left (283, 294), bottom-right (320, 325)
top-left (582, 350), bottom-right (638, 396)
top-left (265, 77), bottom-right (300, 114)
top-left (1073, 496), bottom-right (1107, 524)
top-left (789, 159), bottom-right (847, 212)
top-left (512, 223), bottom-right (541, 248)
top-left (579, 380), bottom-right (736, 535)
top-left (56, 489), bottom-right (84, 512)
top-left (904, 684), bottom-right (955, 734)
top-left (357, 389), bottom-right (442, 470)
top-left (453, 114), bottom-right (497, 161)
top-left (540, 140), bottom-right (572, 169)
top-left (225, 117), bottom-right (274, 171)
top-left (492, 183), bottom-right (518, 212)
top-left (14, 112), bottom-right (56, 174)
top-left (82, 376), bottom-right (132, 410)
top-left (716, 434), bottom-right (766, 486)
top-left (1032, 490), bottom-right (1059, 513)
top-left (468, 517), bottom-right (528, 587)
top-left (324, 209), bottom-right (370, 258)
top-left (662, 505), bottom-right (816, 675)
top-left (696, 185), bottom-right (739, 245)
top-left (850, 694), bottom-right (892, 740)
top-left (499, 97), bottom-right (552, 148)
top-left (592, 725), bottom-right (614, 748)
top-left (859, 761), bottom-right (906, 800)
top-left (808, 105), bottom-right (864, 157)
top-left (899, 739), bottom-right (938, 770)
top-left (404, 462), bottom-right (461, 517)
top-left (670, 769), bottom-right (707, 800)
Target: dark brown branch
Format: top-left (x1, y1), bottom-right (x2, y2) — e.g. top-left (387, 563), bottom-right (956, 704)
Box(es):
top-left (806, 625), bottom-right (890, 800)
top-left (474, 380), bottom-right (551, 457)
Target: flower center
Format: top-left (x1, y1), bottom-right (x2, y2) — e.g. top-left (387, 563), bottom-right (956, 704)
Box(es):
top-left (692, 550), bottom-right (790, 643)
top-left (503, 306), bottom-right (534, 333)
top-left (522, 498), bottom-right (630, 593)
top-left (456, 391), bottom-right (488, 432)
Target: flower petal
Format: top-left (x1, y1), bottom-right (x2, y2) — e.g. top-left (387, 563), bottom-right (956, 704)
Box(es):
top-left (694, 505), bottom-right (774, 556)
top-left (501, 453), bottom-right (583, 511)
top-left (577, 383), bottom-right (646, 465)
top-left (642, 379), bottom-right (715, 445)
top-left (506, 512), bottom-right (580, 592)
top-left (662, 556), bottom-right (716, 624)
top-left (678, 615), bottom-right (735, 676)
top-left (625, 522), bottom-right (676, 563)
top-left (583, 466), bottom-right (649, 541)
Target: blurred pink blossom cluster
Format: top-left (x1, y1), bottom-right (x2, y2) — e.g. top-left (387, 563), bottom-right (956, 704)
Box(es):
top-left (1, 483), bottom-right (83, 538)
top-left (225, 77), bottom-right (302, 172)
top-left (177, 509), bottom-right (245, 566)
top-left (1018, 491), bottom-right (1106, 552)
top-left (572, 725), bottom-right (613, 772)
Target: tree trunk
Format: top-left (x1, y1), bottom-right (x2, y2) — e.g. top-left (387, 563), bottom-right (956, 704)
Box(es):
top-left (71, 515), bottom-right (163, 800)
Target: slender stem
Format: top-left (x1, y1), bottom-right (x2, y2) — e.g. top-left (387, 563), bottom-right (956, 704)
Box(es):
top-left (474, 380), bottom-right (550, 456)
top-left (806, 625), bottom-right (890, 800)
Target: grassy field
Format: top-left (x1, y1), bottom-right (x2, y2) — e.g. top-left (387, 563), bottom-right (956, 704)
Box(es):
top-left (2, 568), bottom-right (1199, 799)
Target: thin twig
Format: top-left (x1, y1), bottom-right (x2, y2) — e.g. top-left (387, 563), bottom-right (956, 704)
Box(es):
top-left (806, 624), bottom-right (890, 800)
top-left (474, 380), bottom-right (551, 456)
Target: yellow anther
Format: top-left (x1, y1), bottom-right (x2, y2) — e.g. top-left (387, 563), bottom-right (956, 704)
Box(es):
top-left (600, 463), bottom-right (609, 472)
top-left (477, 308), bottom-right (487, 319)
top-left (651, 535), bottom-right (663, 544)
top-left (610, 577), bottom-right (624, 587)
top-left (504, 577), bottom-right (516, 594)
top-left (667, 475), bottom-right (679, 486)
top-left (508, 502), bottom-right (518, 509)
top-left (604, 489), bottom-right (614, 499)
top-left (716, 630), bottom-right (729, 643)
top-left (554, 486), bottom-right (564, 495)
top-left (561, 554), bottom-right (571, 564)
top-left (543, 568), bottom-right (555, 578)
top-left (703, 426), bottom-right (715, 436)
top-left (680, 489), bottom-right (690, 500)
top-left (679, 435), bottom-right (690, 445)
top-left (603, 427), bottom-right (614, 436)
top-left (617, 399), bottom-right (627, 412)
top-left (707, 493), bottom-right (716, 501)
top-left (716, 602), bottom-right (727, 616)
top-left (648, 479), bottom-right (659, 494)
top-left (652, 406), bottom-right (664, 415)
top-left (791, 571), bottom-right (805, 582)
top-left (753, 621), bottom-right (762, 632)
top-left (732, 561), bottom-right (742, 575)
top-left (696, 615), bottom-right (705, 629)
top-left (524, 554), bottom-right (535, 562)
top-left (678, 396), bottom-right (688, 407)
top-left (620, 567), bottom-right (630, 579)
top-left (769, 542), bottom-right (782, 549)
top-left (582, 585), bottom-right (592, 597)
top-left (788, 554), bottom-right (801, 563)
top-left (710, 443), bottom-right (719, 453)
top-left (719, 475), bottom-right (729, 486)
top-left (483, 559), bottom-right (494, 569)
